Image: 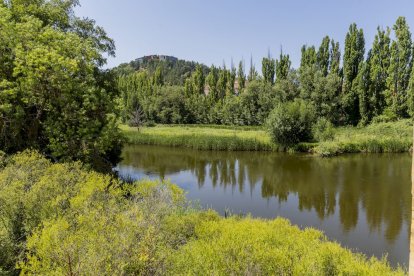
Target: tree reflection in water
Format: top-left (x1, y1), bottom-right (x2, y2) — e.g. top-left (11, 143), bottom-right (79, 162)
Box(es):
top-left (118, 144), bottom-right (410, 267)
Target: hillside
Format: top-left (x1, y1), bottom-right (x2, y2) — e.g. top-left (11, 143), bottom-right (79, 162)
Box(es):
top-left (113, 55), bottom-right (210, 85)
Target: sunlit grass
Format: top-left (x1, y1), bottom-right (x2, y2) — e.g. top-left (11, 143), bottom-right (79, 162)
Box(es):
top-left (314, 119), bottom-right (412, 156)
top-left (121, 124), bottom-right (277, 151)
top-left (121, 119), bottom-right (413, 155)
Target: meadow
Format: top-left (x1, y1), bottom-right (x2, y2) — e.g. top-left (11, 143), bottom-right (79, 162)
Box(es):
top-left (121, 119), bottom-right (413, 156)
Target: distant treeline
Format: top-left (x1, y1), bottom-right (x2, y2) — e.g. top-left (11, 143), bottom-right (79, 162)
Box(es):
top-left (117, 17), bottom-right (414, 127)
top-left (115, 55), bottom-right (209, 86)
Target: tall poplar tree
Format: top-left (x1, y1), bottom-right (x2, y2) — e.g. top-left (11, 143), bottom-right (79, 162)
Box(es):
top-left (369, 27), bottom-right (391, 117)
top-left (408, 63), bottom-right (414, 116)
top-left (300, 45), bottom-right (317, 71)
top-left (275, 51), bottom-right (291, 81)
top-left (386, 16), bottom-right (413, 118)
top-left (206, 65), bottom-right (219, 101)
top-left (192, 65), bottom-right (205, 95)
top-left (227, 61), bottom-right (236, 96)
top-left (317, 36), bottom-right (331, 76)
top-left (329, 40), bottom-right (341, 76)
top-left (342, 23), bottom-right (365, 125)
top-left (238, 60), bottom-right (246, 91)
top-left (262, 57), bottom-right (276, 84)
top-left (355, 54), bottom-right (372, 125)
top-left (217, 67), bottom-right (228, 100)
top-left (248, 55), bottom-right (258, 82)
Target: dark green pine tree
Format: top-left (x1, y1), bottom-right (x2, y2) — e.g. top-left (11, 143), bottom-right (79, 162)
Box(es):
top-left (317, 36), bottom-right (331, 76)
top-left (369, 27), bottom-right (391, 117)
top-left (342, 23), bottom-right (365, 125)
top-left (385, 16), bottom-right (413, 118)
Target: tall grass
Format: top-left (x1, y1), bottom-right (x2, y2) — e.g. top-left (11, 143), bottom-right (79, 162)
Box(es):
top-left (121, 120), bottom-right (412, 156)
top-left (121, 124), bottom-right (278, 151)
top-left (314, 120), bottom-right (412, 156)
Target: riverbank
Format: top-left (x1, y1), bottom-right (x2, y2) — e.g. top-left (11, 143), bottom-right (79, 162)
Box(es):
top-left (0, 151), bottom-right (406, 275)
top-left (121, 119), bottom-right (412, 156)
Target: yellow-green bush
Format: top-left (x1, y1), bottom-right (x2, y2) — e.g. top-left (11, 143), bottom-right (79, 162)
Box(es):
top-left (0, 151), bottom-right (406, 275)
top-left (167, 217), bottom-right (404, 275)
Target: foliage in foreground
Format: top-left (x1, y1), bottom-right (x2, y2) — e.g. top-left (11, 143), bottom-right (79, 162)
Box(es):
top-left (0, 0), bottom-right (123, 171)
top-left (0, 152), bottom-right (405, 275)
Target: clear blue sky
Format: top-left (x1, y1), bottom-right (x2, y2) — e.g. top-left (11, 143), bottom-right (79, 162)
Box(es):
top-left (75, 0), bottom-right (414, 69)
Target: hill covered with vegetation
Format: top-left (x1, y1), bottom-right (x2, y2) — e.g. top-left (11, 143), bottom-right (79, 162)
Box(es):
top-left (114, 55), bottom-right (210, 86)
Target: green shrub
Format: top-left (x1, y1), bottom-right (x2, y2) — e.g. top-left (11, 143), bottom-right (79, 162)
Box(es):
top-left (144, 120), bottom-right (157, 127)
top-left (266, 100), bottom-right (316, 146)
top-left (0, 152), bottom-right (405, 275)
top-left (312, 117), bottom-right (335, 142)
top-left (166, 217), bottom-right (403, 275)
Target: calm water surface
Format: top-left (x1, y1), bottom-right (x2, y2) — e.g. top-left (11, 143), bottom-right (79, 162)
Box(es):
top-left (116, 145), bottom-right (411, 268)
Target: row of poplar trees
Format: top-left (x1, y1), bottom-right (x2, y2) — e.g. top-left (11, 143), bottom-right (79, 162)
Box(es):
top-left (119, 16), bottom-right (414, 126)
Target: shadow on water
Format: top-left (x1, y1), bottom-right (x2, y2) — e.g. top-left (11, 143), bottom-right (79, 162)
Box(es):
top-left (116, 144), bottom-right (411, 268)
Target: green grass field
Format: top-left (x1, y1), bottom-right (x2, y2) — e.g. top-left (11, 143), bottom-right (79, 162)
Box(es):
top-left (121, 119), bottom-right (413, 155)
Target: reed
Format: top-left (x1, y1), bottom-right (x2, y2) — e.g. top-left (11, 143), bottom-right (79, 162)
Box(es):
top-left (121, 120), bottom-right (412, 156)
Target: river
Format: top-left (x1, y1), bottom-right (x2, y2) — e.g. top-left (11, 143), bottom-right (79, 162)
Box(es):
top-left (116, 144), bottom-right (411, 268)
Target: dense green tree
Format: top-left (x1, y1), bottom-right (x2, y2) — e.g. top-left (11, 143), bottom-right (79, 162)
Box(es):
top-left (192, 65), bottom-right (205, 95)
top-left (355, 55), bottom-right (372, 125)
top-left (240, 81), bottom-right (277, 125)
top-left (227, 62), bottom-right (236, 96)
top-left (266, 100), bottom-right (316, 146)
top-left (0, 0), bottom-right (122, 171)
top-left (275, 51), bottom-right (291, 81)
top-left (409, 65), bottom-right (414, 116)
top-left (262, 57), bottom-right (276, 84)
top-left (152, 66), bottom-right (164, 87)
top-left (385, 16), bottom-right (413, 118)
top-left (248, 55), bottom-right (258, 82)
top-left (216, 67), bottom-right (228, 100)
top-left (342, 23), bottom-right (365, 125)
top-left (300, 45), bottom-right (317, 72)
top-left (317, 36), bottom-right (331, 76)
top-left (329, 40), bottom-right (341, 76)
top-left (184, 77), bottom-right (194, 96)
top-left (206, 65), bottom-right (219, 101)
top-left (273, 70), bottom-right (300, 102)
top-left (237, 60), bottom-right (246, 91)
top-left (184, 64), bottom-right (205, 96)
top-left (369, 27), bottom-right (391, 117)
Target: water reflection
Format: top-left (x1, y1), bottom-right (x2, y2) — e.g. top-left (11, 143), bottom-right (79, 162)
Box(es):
top-left (117, 145), bottom-right (411, 267)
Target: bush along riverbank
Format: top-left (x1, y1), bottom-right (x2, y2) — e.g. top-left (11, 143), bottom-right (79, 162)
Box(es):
top-left (0, 151), bottom-right (406, 275)
top-left (121, 119), bottom-right (412, 156)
